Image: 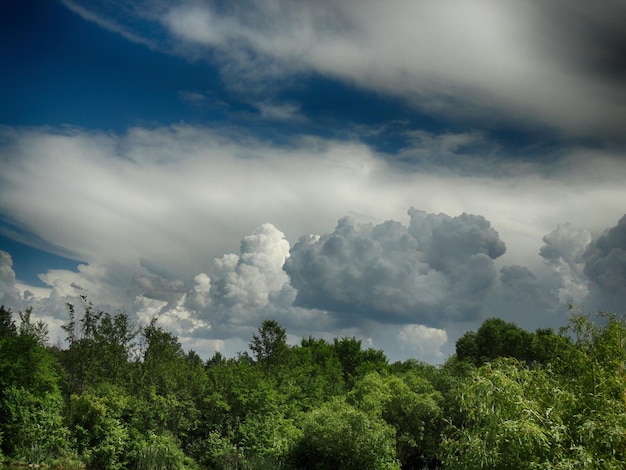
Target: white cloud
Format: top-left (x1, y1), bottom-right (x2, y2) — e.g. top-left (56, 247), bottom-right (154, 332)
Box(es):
top-left (285, 211), bottom-right (505, 327)
top-left (2, 124), bottom-right (626, 361)
top-left (152, 0), bottom-right (626, 137)
top-left (0, 251), bottom-right (21, 308)
top-left (397, 324), bottom-right (448, 360)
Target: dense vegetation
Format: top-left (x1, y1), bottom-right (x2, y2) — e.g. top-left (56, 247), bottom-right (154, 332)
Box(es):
top-left (1, 297), bottom-right (626, 469)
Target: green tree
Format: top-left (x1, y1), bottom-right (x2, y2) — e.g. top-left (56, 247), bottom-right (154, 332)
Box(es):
top-left (2, 386), bottom-right (71, 465)
top-left (442, 313), bottom-right (626, 469)
top-left (137, 319), bottom-right (205, 445)
top-left (0, 305), bottom-right (17, 338)
top-left (0, 308), bottom-right (71, 464)
top-left (332, 337), bottom-right (388, 388)
top-left (249, 320), bottom-right (289, 371)
top-left (61, 297), bottom-right (138, 394)
top-left (291, 398), bottom-right (400, 470)
top-left (348, 372), bottom-right (443, 468)
top-left (456, 317), bottom-right (563, 366)
top-left (67, 387), bottom-right (132, 470)
top-left (284, 340), bottom-right (345, 410)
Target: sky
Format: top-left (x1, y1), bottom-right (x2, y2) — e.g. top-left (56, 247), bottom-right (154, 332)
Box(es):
top-left (1, 0), bottom-right (625, 363)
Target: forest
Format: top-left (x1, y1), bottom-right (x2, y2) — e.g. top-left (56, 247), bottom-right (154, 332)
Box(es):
top-left (1, 297), bottom-right (626, 469)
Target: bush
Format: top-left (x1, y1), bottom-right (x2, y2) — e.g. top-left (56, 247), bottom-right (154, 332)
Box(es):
top-left (290, 398), bottom-right (400, 470)
top-left (136, 432), bottom-right (191, 470)
top-left (189, 431), bottom-right (244, 470)
top-left (1, 386), bottom-right (71, 464)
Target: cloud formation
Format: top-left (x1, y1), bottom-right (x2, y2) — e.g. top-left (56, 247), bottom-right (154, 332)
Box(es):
top-left (1, 122), bottom-right (625, 361)
top-left (584, 215), bottom-right (626, 299)
top-left (65, 0), bottom-right (626, 138)
top-left (540, 223), bottom-right (591, 304)
top-left (0, 251), bottom-right (21, 308)
top-left (285, 209), bottom-right (505, 327)
top-left (3, 1), bottom-right (626, 365)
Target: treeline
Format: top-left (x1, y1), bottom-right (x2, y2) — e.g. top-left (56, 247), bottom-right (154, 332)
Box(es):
top-left (1, 297), bottom-right (626, 469)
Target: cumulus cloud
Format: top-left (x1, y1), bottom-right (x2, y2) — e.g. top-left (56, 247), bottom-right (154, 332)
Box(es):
top-left (2, 124), bottom-right (625, 284)
top-left (137, 223), bottom-right (322, 357)
top-left (2, 121), bottom-right (626, 360)
top-left (285, 209), bottom-right (506, 327)
top-left (397, 324), bottom-right (448, 360)
top-left (208, 223), bottom-right (292, 315)
top-left (539, 223), bottom-right (591, 304)
top-left (584, 215), bottom-right (626, 299)
top-left (0, 251), bottom-right (21, 308)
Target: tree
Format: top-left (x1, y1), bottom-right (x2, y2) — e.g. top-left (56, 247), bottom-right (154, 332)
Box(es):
top-left (0, 308), bottom-right (70, 464)
top-left (67, 387), bottom-right (132, 469)
top-left (249, 320), bottom-right (289, 371)
top-left (332, 337), bottom-right (388, 388)
top-left (348, 372), bottom-right (443, 468)
top-left (0, 305), bottom-right (17, 338)
top-left (442, 313), bottom-right (626, 469)
top-left (137, 319), bottom-right (205, 445)
top-left (60, 297), bottom-right (139, 394)
top-left (290, 398), bottom-right (400, 470)
top-left (455, 317), bottom-right (563, 366)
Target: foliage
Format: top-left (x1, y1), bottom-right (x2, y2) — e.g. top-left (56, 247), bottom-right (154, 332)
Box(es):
top-left (455, 317), bottom-right (565, 366)
top-left (61, 296), bottom-right (139, 394)
top-left (290, 398), bottom-right (400, 469)
top-left (249, 320), bottom-right (289, 371)
top-left (348, 371), bottom-right (443, 467)
top-left (0, 306), bottom-right (69, 462)
top-left (2, 386), bottom-right (71, 465)
top-left (332, 337), bottom-right (388, 388)
top-left (188, 431), bottom-right (243, 470)
top-left (4, 301), bottom-right (626, 470)
top-left (135, 432), bottom-right (190, 470)
top-left (67, 389), bottom-right (131, 469)
top-left (442, 313), bottom-right (626, 469)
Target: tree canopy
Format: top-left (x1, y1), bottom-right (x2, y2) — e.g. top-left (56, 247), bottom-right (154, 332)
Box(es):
top-left (1, 300), bottom-right (626, 469)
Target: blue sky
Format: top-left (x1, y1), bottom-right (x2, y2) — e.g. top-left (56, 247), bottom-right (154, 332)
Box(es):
top-left (1, 0), bottom-right (625, 362)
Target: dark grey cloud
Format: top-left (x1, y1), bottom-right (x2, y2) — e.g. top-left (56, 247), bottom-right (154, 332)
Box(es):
top-left (540, 223), bottom-right (590, 267)
top-left (499, 265), bottom-right (553, 311)
top-left (537, 0), bottom-right (626, 85)
top-left (284, 208), bottom-right (506, 327)
top-left (584, 214), bottom-right (626, 298)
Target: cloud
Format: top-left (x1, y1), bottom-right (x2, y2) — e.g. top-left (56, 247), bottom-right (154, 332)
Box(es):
top-left (539, 223), bottom-right (591, 304)
top-left (584, 215), bottom-right (626, 299)
top-left (397, 324), bottom-right (448, 360)
top-left (134, 222), bottom-right (326, 356)
top-left (149, 0), bottom-right (626, 137)
top-left (0, 251), bottom-right (21, 308)
top-left (209, 223), bottom-right (291, 313)
top-left (1, 124), bottom-right (625, 299)
top-left (284, 209), bottom-right (505, 327)
top-left (2, 122), bottom-right (626, 360)
top-left (61, 0), bottom-right (158, 49)
top-left (56, 0), bottom-right (626, 137)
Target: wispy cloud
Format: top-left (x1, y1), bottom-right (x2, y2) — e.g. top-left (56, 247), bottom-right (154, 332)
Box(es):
top-left (154, 0), bottom-right (626, 137)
